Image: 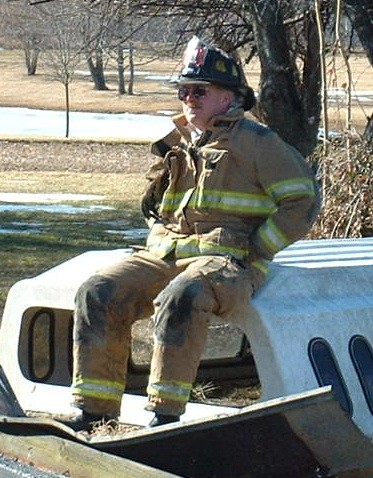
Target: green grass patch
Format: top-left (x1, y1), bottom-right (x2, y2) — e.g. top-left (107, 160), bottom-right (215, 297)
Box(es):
top-left (0, 201), bottom-right (146, 318)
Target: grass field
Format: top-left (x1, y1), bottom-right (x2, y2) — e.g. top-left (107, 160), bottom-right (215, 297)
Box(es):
top-left (0, 145), bottom-right (154, 319)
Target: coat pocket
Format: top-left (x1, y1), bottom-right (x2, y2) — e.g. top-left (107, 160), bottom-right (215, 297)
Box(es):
top-left (198, 227), bottom-right (251, 259)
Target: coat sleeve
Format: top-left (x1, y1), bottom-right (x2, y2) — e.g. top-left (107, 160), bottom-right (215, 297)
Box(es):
top-left (250, 132), bottom-right (320, 261)
top-left (141, 159), bottom-right (169, 220)
top-left (141, 129), bottom-right (181, 221)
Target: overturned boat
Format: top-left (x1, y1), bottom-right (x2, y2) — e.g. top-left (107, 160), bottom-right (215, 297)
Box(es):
top-left (1, 237), bottom-right (373, 477)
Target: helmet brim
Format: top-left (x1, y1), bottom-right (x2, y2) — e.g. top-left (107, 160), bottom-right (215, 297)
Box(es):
top-left (178, 77), bottom-right (213, 86)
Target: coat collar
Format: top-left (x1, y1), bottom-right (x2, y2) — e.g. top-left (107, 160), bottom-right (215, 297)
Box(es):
top-left (172, 107), bottom-right (245, 142)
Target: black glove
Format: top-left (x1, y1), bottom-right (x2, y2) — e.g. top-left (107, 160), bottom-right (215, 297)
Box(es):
top-left (141, 169), bottom-right (169, 220)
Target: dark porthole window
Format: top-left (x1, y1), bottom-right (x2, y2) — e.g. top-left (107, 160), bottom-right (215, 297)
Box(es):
top-left (68, 314), bottom-right (74, 378)
top-left (308, 337), bottom-right (353, 415)
top-left (29, 309), bottom-right (55, 382)
top-left (349, 335), bottom-right (373, 415)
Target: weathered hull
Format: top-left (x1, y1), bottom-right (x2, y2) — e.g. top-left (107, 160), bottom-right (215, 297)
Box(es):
top-left (2, 238), bottom-right (373, 477)
top-left (1, 386), bottom-right (373, 478)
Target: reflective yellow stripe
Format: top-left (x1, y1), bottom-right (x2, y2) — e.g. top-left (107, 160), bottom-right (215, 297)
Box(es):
top-left (258, 218), bottom-right (290, 254)
top-left (146, 232), bottom-right (252, 260)
top-left (267, 178), bottom-right (316, 201)
top-left (147, 379), bottom-right (192, 403)
top-left (176, 237), bottom-right (249, 259)
top-left (191, 189), bottom-right (276, 214)
top-left (161, 188), bottom-right (276, 215)
top-left (72, 377), bottom-right (124, 403)
top-left (161, 179), bottom-right (315, 216)
top-left (252, 258), bottom-right (269, 275)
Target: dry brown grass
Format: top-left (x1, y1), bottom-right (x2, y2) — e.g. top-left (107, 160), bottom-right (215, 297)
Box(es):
top-left (1, 170), bottom-right (147, 203)
top-left (0, 49), bottom-right (180, 114)
top-left (0, 141), bottom-right (153, 203)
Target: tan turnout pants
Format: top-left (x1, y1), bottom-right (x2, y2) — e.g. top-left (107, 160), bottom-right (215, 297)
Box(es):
top-left (72, 249), bottom-right (265, 417)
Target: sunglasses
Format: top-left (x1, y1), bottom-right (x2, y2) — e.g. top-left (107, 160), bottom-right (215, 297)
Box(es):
top-left (178, 85), bottom-right (209, 101)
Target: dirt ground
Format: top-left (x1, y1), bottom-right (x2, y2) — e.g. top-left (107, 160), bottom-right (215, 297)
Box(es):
top-left (0, 140), bottom-right (152, 175)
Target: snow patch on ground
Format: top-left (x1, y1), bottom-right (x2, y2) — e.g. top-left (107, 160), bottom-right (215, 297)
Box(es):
top-left (0, 107), bottom-right (174, 140)
top-left (0, 193), bottom-right (105, 203)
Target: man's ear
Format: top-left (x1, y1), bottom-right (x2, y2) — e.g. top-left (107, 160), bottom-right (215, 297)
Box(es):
top-left (221, 90), bottom-right (234, 105)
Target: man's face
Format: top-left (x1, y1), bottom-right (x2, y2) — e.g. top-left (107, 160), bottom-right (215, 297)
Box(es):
top-left (178, 83), bottom-right (234, 131)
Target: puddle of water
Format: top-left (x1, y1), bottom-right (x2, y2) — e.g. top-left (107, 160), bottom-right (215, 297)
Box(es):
top-left (0, 224), bottom-right (147, 238)
top-left (10, 221), bottom-right (44, 228)
top-left (0, 193), bottom-right (105, 203)
top-left (102, 220), bottom-right (128, 226)
top-left (107, 228), bottom-right (148, 239)
top-left (0, 227), bottom-right (43, 234)
top-left (0, 204), bottom-right (113, 214)
top-left (0, 192), bottom-right (111, 213)
top-left (0, 193), bottom-right (140, 237)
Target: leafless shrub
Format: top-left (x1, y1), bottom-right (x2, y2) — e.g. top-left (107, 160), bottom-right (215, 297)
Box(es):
top-left (310, 135), bottom-right (373, 239)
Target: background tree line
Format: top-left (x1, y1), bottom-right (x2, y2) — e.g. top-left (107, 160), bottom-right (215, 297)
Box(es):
top-left (0, 0), bottom-right (372, 237)
top-left (1, 0), bottom-right (372, 153)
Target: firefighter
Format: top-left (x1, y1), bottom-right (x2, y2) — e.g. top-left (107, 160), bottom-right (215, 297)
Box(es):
top-left (67, 36), bottom-right (320, 431)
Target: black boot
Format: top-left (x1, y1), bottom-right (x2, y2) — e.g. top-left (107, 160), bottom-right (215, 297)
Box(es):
top-left (59, 411), bottom-right (117, 432)
top-left (148, 413), bottom-right (180, 427)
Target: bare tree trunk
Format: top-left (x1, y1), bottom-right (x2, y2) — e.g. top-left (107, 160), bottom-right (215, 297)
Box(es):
top-left (248, 0), bottom-right (321, 157)
top-left (344, 0), bottom-right (373, 151)
top-left (363, 115), bottom-right (373, 150)
top-left (24, 34), bottom-right (41, 76)
top-left (128, 42), bottom-right (134, 95)
top-left (64, 82), bottom-right (70, 138)
top-left (302, 9), bottom-right (323, 154)
top-left (87, 54), bottom-right (108, 91)
top-left (336, 0), bottom-right (353, 142)
top-left (314, 0), bottom-right (329, 155)
top-left (25, 47), bottom-right (40, 76)
top-left (117, 45), bottom-right (126, 95)
top-left (345, 0), bottom-right (373, 64)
